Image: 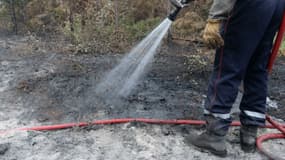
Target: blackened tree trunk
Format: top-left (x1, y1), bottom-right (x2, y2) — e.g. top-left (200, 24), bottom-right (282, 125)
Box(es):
top-left (69, 10), bottom-right (74, 32)
top-left (10, 0), bottom-right (18, 34)
top-left (114, 0), bottom-right (119, 30)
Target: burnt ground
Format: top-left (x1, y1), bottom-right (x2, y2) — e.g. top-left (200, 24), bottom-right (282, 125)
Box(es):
top-left (268, 56), bottom-right (285, 118)
top-left (0, 36), bottom-right (284, 160)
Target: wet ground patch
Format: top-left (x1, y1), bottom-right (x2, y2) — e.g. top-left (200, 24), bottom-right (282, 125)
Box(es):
top-left (0, 37), bottom-right (284, 160)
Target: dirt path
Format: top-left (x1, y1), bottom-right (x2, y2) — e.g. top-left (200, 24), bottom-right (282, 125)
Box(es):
top-left (0, 37), bottom-right (284, 160)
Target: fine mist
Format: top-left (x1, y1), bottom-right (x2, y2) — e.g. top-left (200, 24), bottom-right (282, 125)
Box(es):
top-left (95, 18), bottom-right (172, 101)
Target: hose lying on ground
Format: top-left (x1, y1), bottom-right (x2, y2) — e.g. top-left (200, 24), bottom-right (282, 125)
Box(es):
top-left (0, 115), bottom-right (284, 159)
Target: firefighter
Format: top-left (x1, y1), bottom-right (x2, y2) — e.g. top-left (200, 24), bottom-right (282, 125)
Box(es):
top-left (190, 0), bottom-right (285, 157)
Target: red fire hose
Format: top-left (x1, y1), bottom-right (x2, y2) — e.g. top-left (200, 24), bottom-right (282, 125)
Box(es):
top-left (268, 11), bottom-right (285, 73)
top-left (0, 117), bottom-right (285, 159)
top-left (257, 116), bottom-right (285, 160)
top-left (255, 10), bottom-right (285, 159)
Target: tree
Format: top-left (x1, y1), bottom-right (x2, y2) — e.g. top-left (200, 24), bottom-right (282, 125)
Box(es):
top-left (1, 0), bottom-right (31, 34)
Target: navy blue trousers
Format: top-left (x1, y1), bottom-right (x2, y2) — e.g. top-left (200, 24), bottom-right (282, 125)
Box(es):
top-left (204, 0), bottom-right (285, 132)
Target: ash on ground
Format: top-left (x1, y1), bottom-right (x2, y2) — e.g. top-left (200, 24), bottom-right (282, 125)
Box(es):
top-left (0, 36), bottom-right (284, 160)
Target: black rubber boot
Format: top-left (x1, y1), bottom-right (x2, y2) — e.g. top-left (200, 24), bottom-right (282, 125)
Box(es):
top-left (189, 115), bottom-right (229, 157)
top-left (240, 125), bottom-right (258, 153)
top-left (190, 131), bottom-right (227, 157)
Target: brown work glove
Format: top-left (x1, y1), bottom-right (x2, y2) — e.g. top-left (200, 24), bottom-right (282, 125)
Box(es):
top-left (203, 19), bottom-right (224, 48)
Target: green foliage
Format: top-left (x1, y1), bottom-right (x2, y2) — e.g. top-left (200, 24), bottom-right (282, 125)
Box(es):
top-left (50, 7), bottom-right (67, 23)
top-left (62, 14), bottom-right (84, 44)
top-left (0, 6), bottom-right (12, 31)
top-left (122, 17), bottom-right (162, 41)
top-left (0, 0), bottom-right (210, 53)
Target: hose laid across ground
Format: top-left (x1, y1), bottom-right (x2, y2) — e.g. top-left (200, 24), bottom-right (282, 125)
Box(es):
top-left (0, 116), bottom-right (284, 159)
top-left (257, 116), bottom-right (285, 160)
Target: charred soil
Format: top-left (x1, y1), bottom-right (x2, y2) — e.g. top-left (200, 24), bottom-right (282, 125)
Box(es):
top-left (0, 36), bottom-right (284, 160)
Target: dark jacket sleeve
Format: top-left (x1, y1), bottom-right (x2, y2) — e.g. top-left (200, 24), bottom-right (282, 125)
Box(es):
top-left (209, 0), bottom-right (237, 20)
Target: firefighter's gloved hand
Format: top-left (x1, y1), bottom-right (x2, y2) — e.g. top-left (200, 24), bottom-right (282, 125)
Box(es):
top-left (203, 19), bottom-right (224, 48)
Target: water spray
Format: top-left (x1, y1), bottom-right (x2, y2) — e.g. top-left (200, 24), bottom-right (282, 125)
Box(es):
top-left (95, 0), bottom-right (194, 99)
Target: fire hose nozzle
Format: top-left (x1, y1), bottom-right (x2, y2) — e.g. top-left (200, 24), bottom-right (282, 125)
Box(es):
top-left (170, 0), bottom-right (189, 8)
top-left (168, 0), bottom-right (192, 21)
top-left (168, 8), bottom-right (182, 21)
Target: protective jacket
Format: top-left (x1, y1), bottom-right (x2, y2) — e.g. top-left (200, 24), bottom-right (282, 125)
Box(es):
top-left (209, 0), bottom-right (237, 20)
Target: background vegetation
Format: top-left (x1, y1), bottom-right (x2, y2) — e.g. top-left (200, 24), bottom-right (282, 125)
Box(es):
top-left (0, 0), bottom-right (212, 53)
top-left (1, 0), bottom-right (284, 54)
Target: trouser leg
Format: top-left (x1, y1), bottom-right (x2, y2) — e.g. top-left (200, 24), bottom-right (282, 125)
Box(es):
top-left (204, 0), bottom-right (279, 132)
top-left (240, 0), bottom-right (285, 126)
